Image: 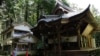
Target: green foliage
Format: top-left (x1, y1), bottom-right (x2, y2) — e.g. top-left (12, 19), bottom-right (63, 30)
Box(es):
top-left (41, 0), bottom-right (56, 14)
top-left (93, 32), bottom-right (100, 47)
top-left (62, 0), bottom-right (69, 6)
top-left (90, 5), bottom-right (99, 17)
top-left (90, 5), bottom-right (100, 25)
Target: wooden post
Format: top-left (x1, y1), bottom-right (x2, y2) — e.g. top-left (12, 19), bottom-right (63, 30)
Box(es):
top-left (43, 35), bottom-right (47, 56)
top-left (87, 35), bottom-right (92, 48)
top-left (77, 29), bottom-right (81, 49)
top-left (56, 26), bottom-right (61, 56)
top-left (54, 35), bottom-right (57, 56)
top-left (58, 32), bottom-right (61, 56)
top-left (43, 35), bottom-right (46, 56)
top-left (80, 35), bottom-right (84, 48)
top-left (77, 22), bottom-right (81, 49)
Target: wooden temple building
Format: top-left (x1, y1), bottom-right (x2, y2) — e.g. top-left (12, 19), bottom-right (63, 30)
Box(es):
top-left (1, 20), bottom-right (37, 55)
top-left (31, 1), bottom-right (98, 56)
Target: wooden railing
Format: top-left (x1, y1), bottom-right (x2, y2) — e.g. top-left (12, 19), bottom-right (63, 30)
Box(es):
top-left (37, 48), bottom-right (100, 56)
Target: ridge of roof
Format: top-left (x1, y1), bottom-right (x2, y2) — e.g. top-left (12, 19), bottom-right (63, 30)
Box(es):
top-left (53, 0), bottom-right (74, 13)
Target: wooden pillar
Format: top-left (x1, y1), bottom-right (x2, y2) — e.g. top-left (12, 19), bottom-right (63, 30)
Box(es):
top-left (77, 29), bottom-right (81, 49)
top-left (58, 32), bottom-right (61, 56)
top-left (87, 35), bottom-right (92, 48)
top-left (80, 36), bottom-right (83, 48)
top-left (54, 35), bottom-right (57, 56)
top-left (56, 26), bottom-right (61, 56)
top-left (41, 34), bottom-right (46, 56)
top-left (88, 37), bottom-right (91, 48)
top-left (77, 22), bottom-right (81, 49)
top-left (43, 35), bottom-right (47, 56)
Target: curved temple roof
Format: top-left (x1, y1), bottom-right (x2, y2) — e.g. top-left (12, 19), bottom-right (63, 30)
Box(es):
top-left (61, 5), bottom-right (90, 19)
top-left (37, 5), bottom-right (90, 24)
